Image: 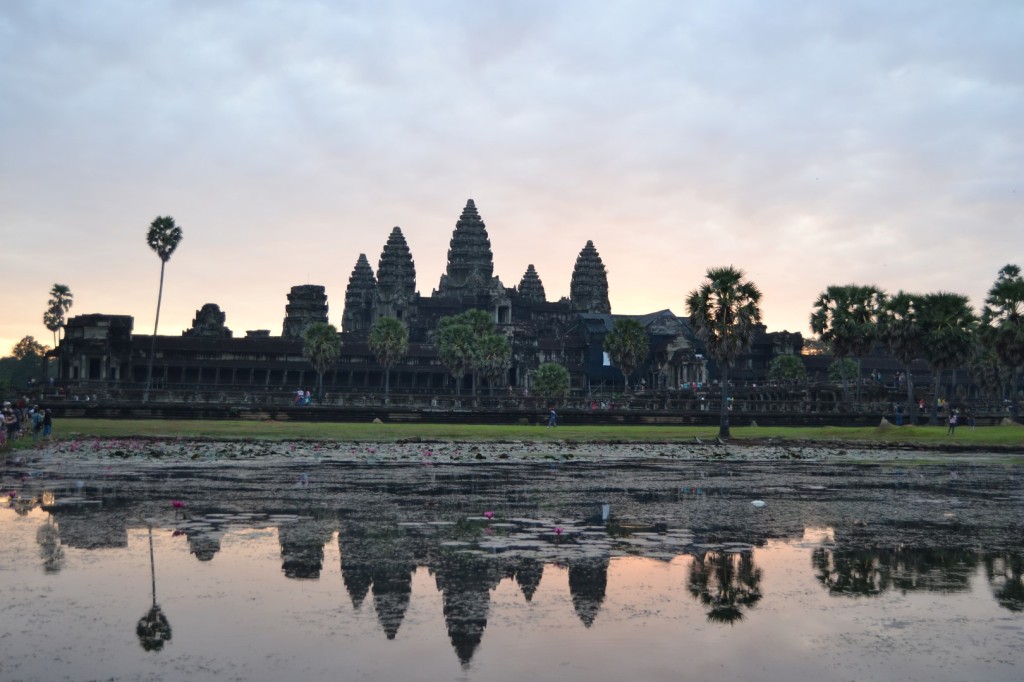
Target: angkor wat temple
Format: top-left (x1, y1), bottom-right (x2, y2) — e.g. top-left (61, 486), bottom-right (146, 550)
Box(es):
top-left (55, 199), bottom-right (801, 397)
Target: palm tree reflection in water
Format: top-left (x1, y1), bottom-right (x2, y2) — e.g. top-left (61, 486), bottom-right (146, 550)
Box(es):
top-left (137, 525), bottom-right (172, 652)
top-left (36, 517), bottom-right (65, 573)
top-left (687, 550), bottom-right (763, 624)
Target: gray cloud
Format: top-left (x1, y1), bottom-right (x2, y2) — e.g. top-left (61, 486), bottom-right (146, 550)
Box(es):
top-left (1, 0), bottom-right (1022, 350)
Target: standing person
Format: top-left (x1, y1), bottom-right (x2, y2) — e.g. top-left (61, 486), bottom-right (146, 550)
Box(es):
top-left (4, 406), bottom-right (18, 442)
top-left (43, 409), bottom-right (53, 438)
top-left (947, 410), bottom-right (958, 435)
top-left (895, 403), bottom-right (904, 426)
top-left (547, 407), bottom-right (557, 428)
top-left (31, 407), bottom-right (44, 442)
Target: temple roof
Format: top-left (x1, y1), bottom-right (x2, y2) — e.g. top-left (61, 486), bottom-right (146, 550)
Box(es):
top-left (569, 240), bottom-right (611, 314)
top-left (342, 254), bottom-right (377, 333)
top-left (436, 199), bottom-right (496, 299)
top-left (517, 264), bottom-right (546, 302)
top-left (376, 227), bottom-right (416, 303)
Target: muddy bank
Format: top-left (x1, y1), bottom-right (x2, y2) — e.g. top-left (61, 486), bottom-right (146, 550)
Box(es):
top-left (4, 436), bottom-right (1021, 472)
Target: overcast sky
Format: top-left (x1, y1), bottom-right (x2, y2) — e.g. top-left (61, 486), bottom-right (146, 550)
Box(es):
top-left (2, 0), bottom-right (1022, 355)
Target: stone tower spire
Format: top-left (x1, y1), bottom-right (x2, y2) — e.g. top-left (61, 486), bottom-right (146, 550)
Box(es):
top-left (282, 285), bottom-right (329, 339)
top-left (342, 254), bottom-right (377, 333)
top-left (517, 264), bottom-right (546, 302)
top-left (374, 226), bottom-right (417, 320)
top-left (569, 241), bottom-right (611, 314)
top-left (436, 199), bottom-right (496, 299)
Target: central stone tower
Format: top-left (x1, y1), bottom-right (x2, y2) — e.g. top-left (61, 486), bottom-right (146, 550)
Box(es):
top-left (569, 241), bottom-right (611, 314)
top-left (435, 199), bottom-right (499, 300)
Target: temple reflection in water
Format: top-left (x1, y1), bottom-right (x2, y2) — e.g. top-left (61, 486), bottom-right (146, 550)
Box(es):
top-left (5, 458), bottom-right (1024, 670)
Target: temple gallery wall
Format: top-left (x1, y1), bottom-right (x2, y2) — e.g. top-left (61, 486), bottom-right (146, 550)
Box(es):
top-left (57, 200), bottom-right (806, 396)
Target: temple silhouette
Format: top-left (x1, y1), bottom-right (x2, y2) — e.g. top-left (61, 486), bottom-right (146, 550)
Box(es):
top-left (53, 199), bottom-right (743, 396)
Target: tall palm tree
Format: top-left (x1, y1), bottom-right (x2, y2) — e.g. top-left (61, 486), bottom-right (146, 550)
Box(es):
top-left (686, 266), bottom-right (762, 439)
top-left (968, 341), bottom-right (1013, 400)
top-left (43, 309), bottom-right (62, 349)
top-left (436, 309), bottom-right (497, 397)
top-left (917, 292), bottom-right (977, 425)
top-left (302, 322), bottom-right (341, 403)
top-left (879, 291), bottom-right (925, 420)
top-left (368, 316), bottom-right (409, 402)
top-left (603, 318), bottom-right (649, 393)
top-left (137, 525), bottom-right (172, 651)
top-left (476, 333), bottom-right (511, 395)
top-left (44, 283), bottom-right (74, 347)
top-left (461, 308), bottom-right (497, 397)
top-left (144, 216), bottom-right (183, 402)
top-left (437, 317), bottom-right (474, 396)
top-left (810, 284), bottom-right (886, 400)
top-left (981, 264), bottom-right (1024, 420)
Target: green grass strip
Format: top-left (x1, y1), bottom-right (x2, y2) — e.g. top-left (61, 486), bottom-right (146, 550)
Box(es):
top-left (3, 419), bottom-right (1019, 447)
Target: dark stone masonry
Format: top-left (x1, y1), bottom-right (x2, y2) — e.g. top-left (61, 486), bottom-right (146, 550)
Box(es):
top-left (55, 199), bottom-right (802, 398)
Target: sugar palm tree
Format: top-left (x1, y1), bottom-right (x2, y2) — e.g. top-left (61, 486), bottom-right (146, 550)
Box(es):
top-left (437, 318), bottom-right (474, 396)
top-left (137, 525), bottom-right (172, 651)
top-left (879, 291), bottom-right (925, 420)
top-left (810, 284), bottom-right (886, 400)
top-left (368, 316), bottom-right (409, 402)
top-left (436, 309), bottom-right (497, 397)
top-left (917, 292), bottom-right (977, 425)
top-left (981, 264), bottom-right (1024, 420)
top-left (477, 333), bottom-right (511, 395)
top-left (44, 284), bottom-right (74, 347)
top-left (686, 266), bottom-right (762, 439)
top-left (302, 322), bottom-right (341, 403)
top-left (968, 341), bottom-right (1013, 400)
top-left (461, 309), bottom-right (497, 397)
top-left (603, 318), bottom-right (649, 394)
top-left (144, 216), bottom-right (183, 402)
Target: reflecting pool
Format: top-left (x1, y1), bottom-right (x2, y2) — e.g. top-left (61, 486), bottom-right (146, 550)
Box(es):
top-left (2, 456), bottom-right (1023, 681)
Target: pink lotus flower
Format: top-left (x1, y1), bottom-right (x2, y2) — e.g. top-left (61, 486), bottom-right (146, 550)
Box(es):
top-left (554, 526), bottom-right (563, 536)
top-left (483, 511), bottom-right (494, 520)
top-left (171, 500), bottom-right (186, 509)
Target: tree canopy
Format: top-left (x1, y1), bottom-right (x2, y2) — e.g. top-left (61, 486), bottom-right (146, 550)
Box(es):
top-left (12, 335), bottom-right (47, 360)
top-left (302, 322), bottom-right (341, 402)
top-left (532, 362), bottom-right (570, 403)
top-left (917, 291), bottom-right (977, 424)
top-left (368, 316), bottom-right (409, 399)
top-left (44, 283), bottom-right (74, 346)
top-left (603, 318), bottom-right (649, 392)
top-left (767, 354), bottom-right (806, 383)
top-left (686, 266), bottom-right (762, 439)
top-left (144, 216), bottom-right (184, 401)
top-left (146, 216), bottom-right (183, 263)
top-left (878, 290), bottom-right (927, 413)
top-left (476, 333), bottom-right (511, 394)
top-left (981, 264), bottom-right (1024, 370)
top-left (436, 309), bottom-right (507, 396)
top-left (828, 358), bottom-right (859, 382)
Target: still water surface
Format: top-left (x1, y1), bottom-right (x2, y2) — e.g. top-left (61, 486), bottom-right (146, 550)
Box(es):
top-left (2, 457), bottom-right (1022, 681)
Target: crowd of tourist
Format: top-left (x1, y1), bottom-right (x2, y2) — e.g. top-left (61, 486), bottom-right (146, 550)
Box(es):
top-left (1, 398), bottom-right (52, 448)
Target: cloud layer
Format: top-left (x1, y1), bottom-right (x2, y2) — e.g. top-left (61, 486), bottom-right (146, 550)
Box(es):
top-left (2, 0), bottom-right (1021, 352)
